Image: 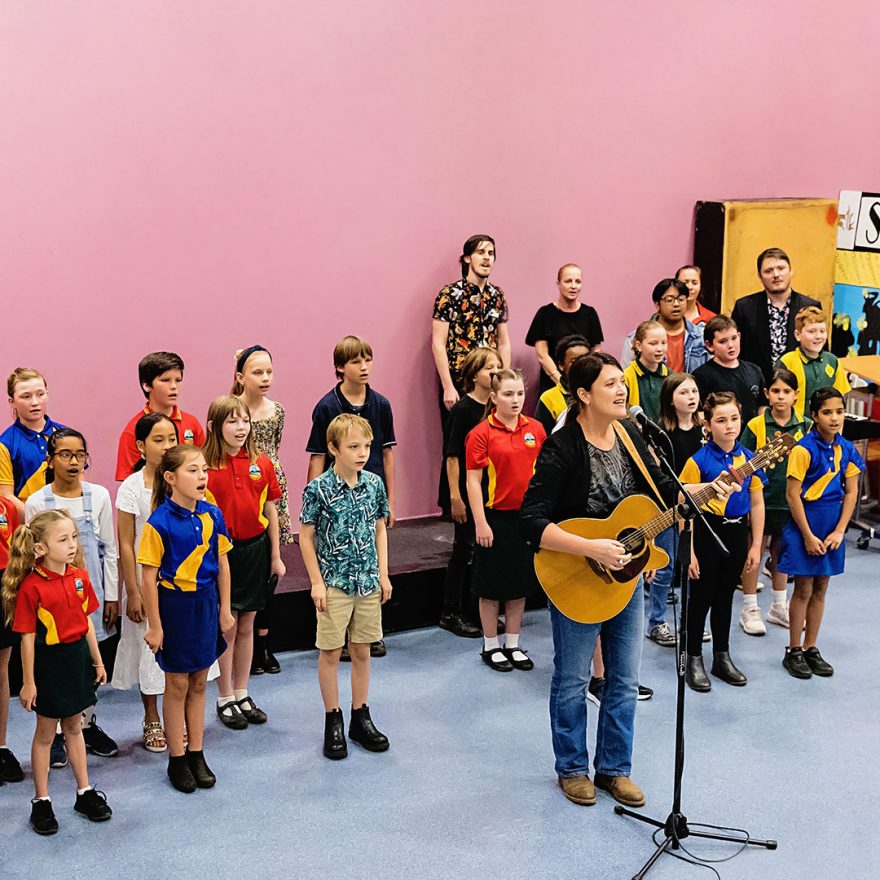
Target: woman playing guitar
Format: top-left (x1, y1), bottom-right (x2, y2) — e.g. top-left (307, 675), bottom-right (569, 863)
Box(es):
top-left (520, 352), bottom-right (733, 808)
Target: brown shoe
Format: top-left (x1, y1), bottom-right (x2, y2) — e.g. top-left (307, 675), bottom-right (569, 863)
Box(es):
top-left (558, 775), bottom-right (597, 806)
top-left (593, 773), bottom-right (645, 807)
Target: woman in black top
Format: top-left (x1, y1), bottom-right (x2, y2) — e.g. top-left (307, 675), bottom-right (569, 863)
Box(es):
top-left (525, 264), bottom-right (604, 394)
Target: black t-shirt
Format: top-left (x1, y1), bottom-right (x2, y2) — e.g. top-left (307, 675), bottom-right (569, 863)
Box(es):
top-left (443, 394), bottom-right (487, 504)
top-left (525, 303), bottom-right (604, 393)
top-left (692, 359), bottom-right (766, 428)
top-left (668, 425), bottom-right (704, 475)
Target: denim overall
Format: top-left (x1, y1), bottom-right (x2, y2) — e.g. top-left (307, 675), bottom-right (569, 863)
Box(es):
top-left (41, 484), bottom-right (112, 642)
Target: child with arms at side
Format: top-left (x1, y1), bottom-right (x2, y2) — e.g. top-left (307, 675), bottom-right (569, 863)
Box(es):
top-left (3, 511), bottom-right (112, 834)
top-left (300, 415), bottom-right (392, 760)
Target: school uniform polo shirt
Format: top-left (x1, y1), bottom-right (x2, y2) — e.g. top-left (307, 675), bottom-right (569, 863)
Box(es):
top-left (741, 411), bottom-right (811, 510)
top-left (0, 416), bottom-right (66, 500)
top-left (138, 498), bottom-right (232, 592)
top-left (306, 384), bottom-right (396, 483)
top-left (776, 349), bottom-right (851, 419)
top-left (622, 360), bottom-right (669, 421)
top-left (679, 440), bottom-right (766, 518)
top-left (115, 406), bottom-right (205, 480)
top-left (465, 414), bottom-right (546, 511)
top-left (535, 384), bottom-right (571, 435)
top-left (205, 450), bottom-right (281, 541)
top-left (13, 565), bottom-right (98, 646)
top-left (787, 431), bottom-right (864, 504)
top-left (0, 495), bottom-right (19, 570)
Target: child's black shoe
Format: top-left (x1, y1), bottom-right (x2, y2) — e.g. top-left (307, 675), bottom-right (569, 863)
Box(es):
top-left (74, 788), bottom-right (112, 822)
top-left (186, 750), bottom-right (216, 788)
top-left (0, 747), bottom-right (24, 782)
top-left (348, 704), bottom-right (389, 752)
top-left (803, 647), bottom-right (834, 677)
top-left (167, 754), bottom-right (197, 792)
top-left (30, 799), bottom-right (58, 835)
top-left (323, 709), bottom-right (347, 760)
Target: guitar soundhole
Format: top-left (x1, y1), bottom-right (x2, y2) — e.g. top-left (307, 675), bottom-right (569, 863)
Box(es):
top-left (615, 528), bottom-right (649, 582)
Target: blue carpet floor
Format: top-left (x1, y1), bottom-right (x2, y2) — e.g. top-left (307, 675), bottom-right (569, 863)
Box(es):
top-left (1, 542), bottom-right (878, 880)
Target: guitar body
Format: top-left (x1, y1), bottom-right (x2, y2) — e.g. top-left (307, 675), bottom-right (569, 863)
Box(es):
top-left (534, 495), bottom-right (670, 624)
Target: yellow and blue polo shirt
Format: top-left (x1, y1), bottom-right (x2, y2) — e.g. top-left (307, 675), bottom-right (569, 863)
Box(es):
top-left (680, 440), bottom-right (766, 517)
top-left (623, 360), bottom-right (668, 421)
top-left (741, 411), bottom-right (811, 510)
top-left (0, 417), bottom-right (66, 501)
top-left (777, 349), bottom-right (851, 419)
top-left (534, 384), bottom-right (570, 435)
top-left (787, 430), bottom-right (864, 504)
top-left (137, 497), bottom-right (232, 592)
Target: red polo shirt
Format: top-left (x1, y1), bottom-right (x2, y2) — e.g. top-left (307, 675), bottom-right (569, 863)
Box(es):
top-left (13, 565), bottom-right (99, 645)
top-left (205, 450), bottom-right (281, 541)
top-left (0, 495), bottom-right (19, 570)
top-left (115, 406), bottom-right (205, 480)
top-left (465, 414), bottom-right (546, 511)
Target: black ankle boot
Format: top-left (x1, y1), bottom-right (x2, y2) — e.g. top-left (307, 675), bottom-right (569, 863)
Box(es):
top-left (167, 754), bottom-right (197, 793)
top-left (348, 704), bottom-right (390, 752)
top-left (686, 654), bottom-right (711, 692)
top-left (251, 635), bottom-right (266, 675)
top-left (263, 642), bottom-right (281, 674)
top-left (711, 651), bottom-right (747, 686)
top-left (186, 749), bottom-right (216, 788)
top-left (323, 709), bottom-right (347, 760)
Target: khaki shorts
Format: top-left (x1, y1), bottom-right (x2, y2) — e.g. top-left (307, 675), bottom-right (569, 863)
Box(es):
top-left (315, 587), bottom-right (383, 651)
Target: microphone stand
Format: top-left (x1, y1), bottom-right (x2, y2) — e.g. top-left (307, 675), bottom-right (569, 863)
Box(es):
top-left (613, 424), bottom-right (777, 879)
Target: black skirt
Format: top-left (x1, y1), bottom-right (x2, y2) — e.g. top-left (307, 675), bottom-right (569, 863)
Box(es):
top-left (35, 638), bottom-right (97, 719)
top-left (229, 531), bottom-right (271, 612)
top-left (472, 508), bottom-right (539, 601)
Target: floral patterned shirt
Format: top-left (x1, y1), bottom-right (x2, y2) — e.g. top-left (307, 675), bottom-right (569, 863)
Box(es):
top-left (300, 468), bottom-right (389, 597)
top-left (433, 279), bottom-right (509, 386)
top-left (767, 296), bottom-right (791, 365)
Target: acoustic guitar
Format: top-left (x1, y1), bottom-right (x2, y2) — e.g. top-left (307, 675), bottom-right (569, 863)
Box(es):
top-left (534, 434), bottom-right (795, 624)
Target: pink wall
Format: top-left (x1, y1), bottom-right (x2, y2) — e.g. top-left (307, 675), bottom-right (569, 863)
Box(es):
top-left (3, 2), bottom-right (878, 518)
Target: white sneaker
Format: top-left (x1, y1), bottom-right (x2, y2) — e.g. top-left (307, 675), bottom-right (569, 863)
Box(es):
top-left (739, 606), bottom-right (766, 636)
top-left (766, 602), bottom-right (790, 628)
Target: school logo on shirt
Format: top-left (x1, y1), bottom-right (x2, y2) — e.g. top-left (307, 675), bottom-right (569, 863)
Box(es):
top-left (183, 429), bottom-right (195, 443)
top-left (825, 364), bottom-right (835, 377)
top-left (74, 578), bottom-right (84, 595)
top-left (524, 432), bottom-right (537, 448)
top-left (249, 463), bottom-right (262, 481)
top-left (0, 513), bottom-right (7, 530)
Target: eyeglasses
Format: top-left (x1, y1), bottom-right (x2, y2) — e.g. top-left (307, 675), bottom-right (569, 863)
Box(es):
top-left (659, 295), bottom-right (688, 305)
top-left (52, 450), bottom-right (88, 463)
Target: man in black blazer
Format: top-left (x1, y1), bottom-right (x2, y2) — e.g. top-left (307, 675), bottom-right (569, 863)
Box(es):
top-left (730, 247), bottom-right (821, 381)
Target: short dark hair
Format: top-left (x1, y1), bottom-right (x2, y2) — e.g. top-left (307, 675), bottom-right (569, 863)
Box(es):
top-left (703, 391), bottom-right (741, 421)
top-left (651, 278), bottom-right (688, 304)
top-left (809, 386), bottom-right (845, 417)
top-left (703, 314), bottom-right (737, 346)
top-left (553, 334), bottom-right (591, 368)
top-left (460, 235), bottom-right (496, 277)
top-left (757, 247), bottom-right (790, 273)
top-left (768, 367), bottom-right (798, 391)
top-left (138, 352), bottom-right (185, 399)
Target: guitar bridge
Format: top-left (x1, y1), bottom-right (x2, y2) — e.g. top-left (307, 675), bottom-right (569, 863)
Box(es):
top-left (586, 557), bottom-right (613, 584)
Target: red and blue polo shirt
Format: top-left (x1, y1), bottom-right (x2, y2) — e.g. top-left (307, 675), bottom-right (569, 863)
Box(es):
top-left (13, 565), bottom-right (99, 646)
top-left (205, 450), bottom-right (281, 541)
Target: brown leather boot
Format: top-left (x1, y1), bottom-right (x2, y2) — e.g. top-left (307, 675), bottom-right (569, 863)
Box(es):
top-left (594, 773), bottom-right (646, 807)
top-left (558, 776), bottom-right (597, 805)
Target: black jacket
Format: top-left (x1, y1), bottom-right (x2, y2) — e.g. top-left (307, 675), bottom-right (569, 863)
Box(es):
top-left (730, 290), bottom-right (821, 381)
top-left (519, 419), bottom-right (676, 551)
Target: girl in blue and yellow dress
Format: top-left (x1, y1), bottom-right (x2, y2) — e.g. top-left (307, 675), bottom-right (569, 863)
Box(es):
top-left (779, 388), bottom-right (864, 680)
top-left (679, 391), bottom-right (766, 692)
top-left (139, 445), bottom-right (235, 793)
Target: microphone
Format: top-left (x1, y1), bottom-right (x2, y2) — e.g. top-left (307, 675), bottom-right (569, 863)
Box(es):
top-left (628, 405), bottom-right (666, 439)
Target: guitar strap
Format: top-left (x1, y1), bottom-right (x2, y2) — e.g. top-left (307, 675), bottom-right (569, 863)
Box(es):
top-left (612, 420), bottom-right (666, 508)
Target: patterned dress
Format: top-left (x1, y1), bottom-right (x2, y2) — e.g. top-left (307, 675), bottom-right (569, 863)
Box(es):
top-left (251, 401), bottom-right (294, 544)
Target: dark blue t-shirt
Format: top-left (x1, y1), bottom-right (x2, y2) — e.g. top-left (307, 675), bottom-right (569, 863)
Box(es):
top-left (305, 384), bottom-right (396, 483)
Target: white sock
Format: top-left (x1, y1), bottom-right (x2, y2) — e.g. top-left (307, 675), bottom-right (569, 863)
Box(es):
top-left (771, 588), bottom-right (788, 607)
top-left (233, 689), bottom-right (248, 702)
top-left (77, 786), bottom-right (92, 795)
top-left (505, 632), bottom-right (519, 649)
top-left (217, 694), bottom-right (236, 708)
top-left (484, 636), bottom-right (500, 652)
top-left (0, 743), bottom-right (7, 750)
top-left (742, 594), bottom-right (758, 610)
top-left (33, 796), bottom-right (50, 802)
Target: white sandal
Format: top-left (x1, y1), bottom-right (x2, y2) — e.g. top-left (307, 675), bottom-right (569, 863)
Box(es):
top-left (142, 720), bottom-right (167, 753)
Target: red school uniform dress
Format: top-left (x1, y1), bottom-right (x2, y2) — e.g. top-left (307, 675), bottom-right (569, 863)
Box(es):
top-left (0, 496), bottom-right (20, 649)
top-left (13, 565), bottom-right (99, 718)
top-left (206, 450), bottom-right (281, 612)
top-left (115, 406), bottom-right (205, 481)
top-left (465, 414), bottom-right (546, 601)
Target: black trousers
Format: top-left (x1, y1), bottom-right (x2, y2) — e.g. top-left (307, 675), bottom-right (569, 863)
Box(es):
top-left (442, 517), bottom-right (477, 617)
top-left (686, 514), bottom-right (749, 655)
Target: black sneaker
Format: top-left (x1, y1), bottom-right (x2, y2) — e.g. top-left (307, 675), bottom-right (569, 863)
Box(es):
top-left (782, 647), bottom-right (813, 679)
top-left (0, 747), bottom-right (24, 782)
top-left (587, 676), bottom-right (605, 707)
top-left (83, 716), bottom-right (119, 757)
top-left (637, 684), bottom-right (654, 701)
top-left (50, 733), bottom-right (67, 768)
top-left (803, 647), bottom-right (834, 677)
top-left (370, 640), bottom-right (387, 658)
top-left (74, 788), bottom-right (112, 822)
top-left (30, 798), bottom-right (58, 835)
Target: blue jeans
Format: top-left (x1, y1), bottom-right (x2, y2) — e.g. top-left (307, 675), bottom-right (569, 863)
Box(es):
top-left (646, 527), bottom-right (675, 631)
top-left (549, 585), bottom-right (643, 778)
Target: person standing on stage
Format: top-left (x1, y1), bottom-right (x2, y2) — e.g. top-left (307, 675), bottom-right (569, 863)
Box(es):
top-left (520, 352), bottom-right (731, 808)
top-left (730, 248), bottom-right (821, 382)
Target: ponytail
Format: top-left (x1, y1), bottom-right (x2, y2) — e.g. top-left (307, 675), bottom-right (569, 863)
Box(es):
top-left (486, 368), bottom-right (525, 418)
top-left (152, 445), bottom-right (204, 511)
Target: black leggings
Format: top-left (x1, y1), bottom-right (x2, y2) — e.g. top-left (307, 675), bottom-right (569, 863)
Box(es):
top-left (442, 517), bottom-right (476, 615)
top-left (686, 514), bottom-right (749, 655)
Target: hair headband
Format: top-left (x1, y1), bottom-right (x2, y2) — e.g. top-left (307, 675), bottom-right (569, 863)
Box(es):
top-left (235, 345), bottom-right (270, 375)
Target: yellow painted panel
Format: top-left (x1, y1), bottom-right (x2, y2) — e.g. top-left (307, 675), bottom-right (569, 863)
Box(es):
top-left (835, 250), bottom-right (880, 287)
top-left (720, 199), bottom-right (838, 316)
